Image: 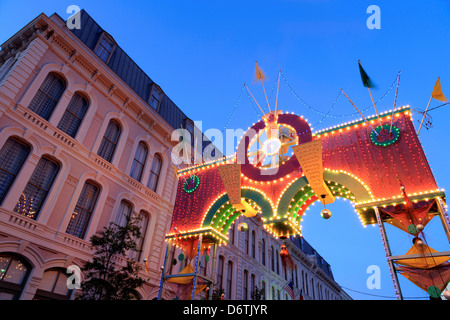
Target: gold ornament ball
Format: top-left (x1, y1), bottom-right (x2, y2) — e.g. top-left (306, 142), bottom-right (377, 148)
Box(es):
top-left (321, 209), bottom-right (332, 219)
top-left (238, 222), bottom-right (249, 232)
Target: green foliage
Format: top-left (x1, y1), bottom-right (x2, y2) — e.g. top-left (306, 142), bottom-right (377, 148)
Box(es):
top-left (77, 215), bottom-right (145, 300)
top-left (251, 286), bottom-right (265, 300)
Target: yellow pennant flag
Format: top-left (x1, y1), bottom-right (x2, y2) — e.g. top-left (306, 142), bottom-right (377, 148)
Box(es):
top-left (255, 61), bottom-right (266, 82)
top-left (431, 77), bottom-right (447, 102)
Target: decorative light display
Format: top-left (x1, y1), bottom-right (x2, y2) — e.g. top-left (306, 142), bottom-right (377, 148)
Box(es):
top-left (162, 64), bottom-right (450, 300)
top-left (14, 194), bottom-right (36, 219)
top-left (370, 124), bottom-right (400, 147)
top-left (166, 103), bottom-right (443, 269)
top-left (168, 106), bottom-right (442, 242)
top-left (183, 175), bottom-right (200, 193)
top-left (262, 137), bottom-right (282, 156)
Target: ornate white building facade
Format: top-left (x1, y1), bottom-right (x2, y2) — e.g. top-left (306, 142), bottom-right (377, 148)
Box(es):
top-left (0, 10), bottom-right (214, 300)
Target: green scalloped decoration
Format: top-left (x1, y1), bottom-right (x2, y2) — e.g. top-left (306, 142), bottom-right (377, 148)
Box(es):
top-left (183, 175), bottom-right (200, 193)
top-left (370, 124), bottom-right (400, 147)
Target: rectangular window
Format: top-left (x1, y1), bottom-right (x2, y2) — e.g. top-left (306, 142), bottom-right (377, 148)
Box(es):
top-left (243, 271), bottom-right (248, 300)
top-left (149, 86), bottom-right (162, 111)
top-left (251, 274), bottom-right (255, 294)
top-left (66, 181), bottom-right (100, 239)
top-left (0, 138), bottom-right (30, 205)
top-left (229, 223), bottom-right (235, 245)
top-left (251, 231), bottom-right (256, 259)
top-left (217, 256), bottom-right (224, 290)
top-left (244, 229), bottom-right (249, 255)
top-left (95, 36), bottom-right (114, 63)
top-left (226, 261), bottom-right (233, 299)
top-left (14, 157), bottom-right (59, 220)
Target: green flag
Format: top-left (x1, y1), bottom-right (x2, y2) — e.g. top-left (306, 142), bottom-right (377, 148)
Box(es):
top-left (358, 60), bottom-right (375, 88)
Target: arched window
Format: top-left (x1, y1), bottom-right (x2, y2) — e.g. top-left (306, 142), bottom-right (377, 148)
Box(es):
top-left (250, 274), bottom-right (255, 295)
top-left (276, 250), bottom-right (280, 275)
top-left (66, 180), bottom-right (100, 239)
top-left (0, 254), bottom-right (31, 300)
top-left (271, 286), bottom-right (275, 300)
top-left (130, 142), bottom-right (148, 182)
top-left (115, 200), bottom-right (133, 227)
top-left (244, 228), bottom-right (249, 255)
top-left (217, 256), bottom-right (224, 290)
top-left (251, 230), bottom-right (256, 259)
top-left (228, 222), bottom-right (235, 245)
top-left (147, 154), bottom-right (162, 192)
top-left (57, 92), bottom-right (89, 138)
top-left (28, 72), bottom-right (65, 120)
top-left (14, 156), bottom-right (59, 220)
top-left (129, 210), bottom-right (149, 261)
top-left (261, 238), bottom-right (266, 266)
top-left (271, 246), bottom-right (275, 272)
top-left (243, 270), bottom-right (248, 300)
top-left (97, 120), bottom-right (121, 162)
top-left (302, 270), bottom-right (305, 293)
top-left (226, 261), bottom-right (233, 299)
top-left (305, 273), bottom-right (309, 296)
top-left (0, 137), bottom-right (30, 205)
top-left (34, 268), bottom-right (72, 300)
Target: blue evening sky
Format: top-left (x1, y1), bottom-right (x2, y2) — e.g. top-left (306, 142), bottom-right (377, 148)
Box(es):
top-left (1, 0), bottom-right (449, 300)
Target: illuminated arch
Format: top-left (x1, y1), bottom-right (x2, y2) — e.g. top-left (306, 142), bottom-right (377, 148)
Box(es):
top-left (277, 170), bottom-right (374, 215)
top-left (202, 187), bottom-right (274, 238)
top-left (267, 170), bottom-right (374, 237)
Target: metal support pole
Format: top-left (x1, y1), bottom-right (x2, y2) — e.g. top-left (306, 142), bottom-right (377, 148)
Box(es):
top-left (436, 197), bottom-right (450, 244)
top-left (191, 235), bottom-right (203, 300)
top-left (157, 240), bottom-right (171, 300)
top-left (208, 243), bottom-right (218, 300)
top-left (374, 207), bottom-right (403, 300)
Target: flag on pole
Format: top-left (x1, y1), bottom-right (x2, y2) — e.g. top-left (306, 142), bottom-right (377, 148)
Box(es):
top-left (283, 279), bottom-right (296, 300)
top-left (431, 77), bottom-right (448, 102)
top-left (358, 60), bottom-right (375, 88)
top-left (255, 61), bottom-right (266, 82)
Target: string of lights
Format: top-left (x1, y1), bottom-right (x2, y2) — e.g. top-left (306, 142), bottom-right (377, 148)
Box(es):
top-left (281, 71), bottom-right (399, 120)
top-left (340, 286), bottom-right (429, 300)
top-left (313, 89), bottom-right (343, 128)
top-left (222, 84), bottom-right (246, 133)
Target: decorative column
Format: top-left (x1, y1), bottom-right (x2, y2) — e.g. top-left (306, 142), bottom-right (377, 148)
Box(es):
top-left (157, 240), bottom-right (171, 300)
top-left (208, 243), bottom-right (218, 300)
top-left (373, 206), bottom-right (403, 300)
top-left (436, 197), bottom-right (450, 244)
top-left (191, 234), bottom-right (203, 300)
